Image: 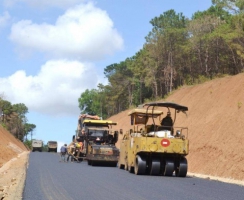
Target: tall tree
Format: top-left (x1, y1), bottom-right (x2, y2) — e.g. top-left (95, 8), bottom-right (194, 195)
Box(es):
top-left (146, 9), bottom-right (188, 95)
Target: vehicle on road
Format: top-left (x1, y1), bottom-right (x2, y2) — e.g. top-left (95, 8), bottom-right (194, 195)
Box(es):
top-left (118, 102), bottom-right (189, 177)
top-left (47, 141), bottom-right (58, 152)
top-left (32, 139), bottom-right (43, 152)
top-left (72, 114), bottom-right (120, 166)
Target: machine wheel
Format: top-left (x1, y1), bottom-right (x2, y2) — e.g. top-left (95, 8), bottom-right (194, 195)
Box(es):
top-left (88, 160), bottom-right (91, 165)
top-left (92, 161), bottom-right (97, 166)
top-left (175, 157), bottom-right (187, 177)
top-left (112, 162), bottom-right (118, 167)
top-left (134, 155), bottom-right (146, 175)
top-left (128, 165), bottom-right (134, 173)
top-left (149, 157), bottom-right (160, 175)
top-left (163, 159), bottom-right (174, 176)
top-left (118, 161), bottom-right (125, 169)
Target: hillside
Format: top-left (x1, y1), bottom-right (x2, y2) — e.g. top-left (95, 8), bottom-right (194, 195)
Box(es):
top-left (0, 126), bottom-right (28, 167)
top-left (109, 73), bottom-right (244, 182)
top-left (0, 126), bottom-right (29, 199)
top-left (0, 73), bottom-right (243, 198)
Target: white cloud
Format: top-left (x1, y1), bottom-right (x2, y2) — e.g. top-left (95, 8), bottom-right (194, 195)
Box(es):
top-left (9, 2), bottom-right (123, 61)
top-left (0, 60), bottom-right (106, 116)
top-left (3, 0), bottom-right (86, 9)
top-left (0, 11), bottom-right (10, 28)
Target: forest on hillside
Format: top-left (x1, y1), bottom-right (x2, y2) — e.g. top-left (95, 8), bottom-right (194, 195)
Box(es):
top-left (78, 0), bottom-right (244, 119)
top-left (0, 95), bottom-right (36, 143)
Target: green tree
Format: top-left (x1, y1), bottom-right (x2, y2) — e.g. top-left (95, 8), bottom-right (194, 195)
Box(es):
top-left (0, 98), bottom-right (36, 141)
top-left (146, 9), bottom-right (188, 95)
top-left (78, 89), bottom-right (100, 115)
top-left (24, 123), bottom-right (36, 140)
top-left (78, 4), bottom-right (244, 119)
top-left (24, 139), bottom-right (32, 150)
top-left (12, 103), bottom-right (28, 120)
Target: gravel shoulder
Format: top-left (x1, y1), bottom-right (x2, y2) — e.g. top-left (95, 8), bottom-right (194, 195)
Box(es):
top-left (0, 151), bottom-right (29, 200)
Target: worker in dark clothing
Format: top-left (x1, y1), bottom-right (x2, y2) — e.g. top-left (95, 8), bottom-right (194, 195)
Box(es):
top-left (161, 112), bottom-right (173, 132)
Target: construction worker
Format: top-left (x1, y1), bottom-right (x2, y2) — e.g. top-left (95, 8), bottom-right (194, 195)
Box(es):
top-left (74, 141), bottom-right (83, 161)
top-left (67, 142), bottom-right (75, 162)
top-left (161, 112), bottom-right (174, 133)
top-left (59, 144), bottom-right (67, 162)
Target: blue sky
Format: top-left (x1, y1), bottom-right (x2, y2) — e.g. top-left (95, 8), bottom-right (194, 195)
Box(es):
top-left (0, 0), bottom-right (212, 150)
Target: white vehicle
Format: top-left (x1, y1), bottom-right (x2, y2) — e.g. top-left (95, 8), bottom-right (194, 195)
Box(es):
top-left (32, 139), bottom-right (43, 152)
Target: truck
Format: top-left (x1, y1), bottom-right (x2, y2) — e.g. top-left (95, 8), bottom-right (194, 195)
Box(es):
top-left (32, 139), bottom-right (43, 152)
top-left (118, 102), bottom-right (189, 177)
top-left (47, 141), bottom-right (58, 152)
top-left (73, 114), bottom-right (120, 166)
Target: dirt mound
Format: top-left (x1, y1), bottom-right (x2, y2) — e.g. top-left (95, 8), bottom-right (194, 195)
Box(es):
top-left (109, 73), bottom-right (244, 181)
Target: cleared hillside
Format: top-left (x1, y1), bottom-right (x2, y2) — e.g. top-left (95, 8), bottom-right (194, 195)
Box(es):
top-left (0, 126), bottom-right (28, 167)
top-left (108, 73), bottom-right (244, 181)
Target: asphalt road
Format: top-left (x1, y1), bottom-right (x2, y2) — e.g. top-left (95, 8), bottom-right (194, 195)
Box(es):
top-left (23, 152), bottom-right (244, 200)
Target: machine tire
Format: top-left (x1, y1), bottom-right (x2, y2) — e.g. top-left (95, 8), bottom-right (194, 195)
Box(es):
top-left (162, 159), bottom-right (174, 176)
top-left (91, 161), bottom-right (96, 166)
top-left (175, 157), bottom-right (187, 177)
top-left (118, 161), bottom-right (125, 169)
top-left (128, 165), bottom-right (134, 173)
top-left (149, 157), bottom-right (161, 175)
top-left (134, 155), bottom-right (146, 175)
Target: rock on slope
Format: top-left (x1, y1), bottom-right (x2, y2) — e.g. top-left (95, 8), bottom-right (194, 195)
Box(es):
top-left (108, 73), bottom-right (244, 182)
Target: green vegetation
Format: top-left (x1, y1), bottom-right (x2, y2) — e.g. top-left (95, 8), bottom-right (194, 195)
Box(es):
top-left (24, 139), bottom-right (32, 150)
top-left (0, 95), bottom-right (36, 142)
top-left (42, 143), bottom-right (48, 152)
top-left (77, 1), bottom-right (244, 118)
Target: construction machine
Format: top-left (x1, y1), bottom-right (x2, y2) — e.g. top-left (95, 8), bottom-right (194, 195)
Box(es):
top-left (32, 139), bottom-right (43, 152)
top-left (72, 114), bottom-right (120, 166)
top-left (118, 102), bottom-right (189, 177)
top-left (47, 141), bottom-right (58, 152)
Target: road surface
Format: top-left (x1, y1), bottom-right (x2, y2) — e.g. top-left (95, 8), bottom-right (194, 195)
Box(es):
top-left (23, 152), bottom-right (244, 200)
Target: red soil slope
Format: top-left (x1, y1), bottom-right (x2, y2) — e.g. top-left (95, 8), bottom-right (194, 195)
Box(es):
top-left (109, 73), bottom-right (244, 181)
top-left (0, 126), bottom-right (28, 167)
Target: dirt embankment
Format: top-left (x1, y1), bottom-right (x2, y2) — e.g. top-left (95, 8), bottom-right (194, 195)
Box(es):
top-left (0, 126), bottom-right (29, 199)
top-left (109, 73), bottom-right (244, 182)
